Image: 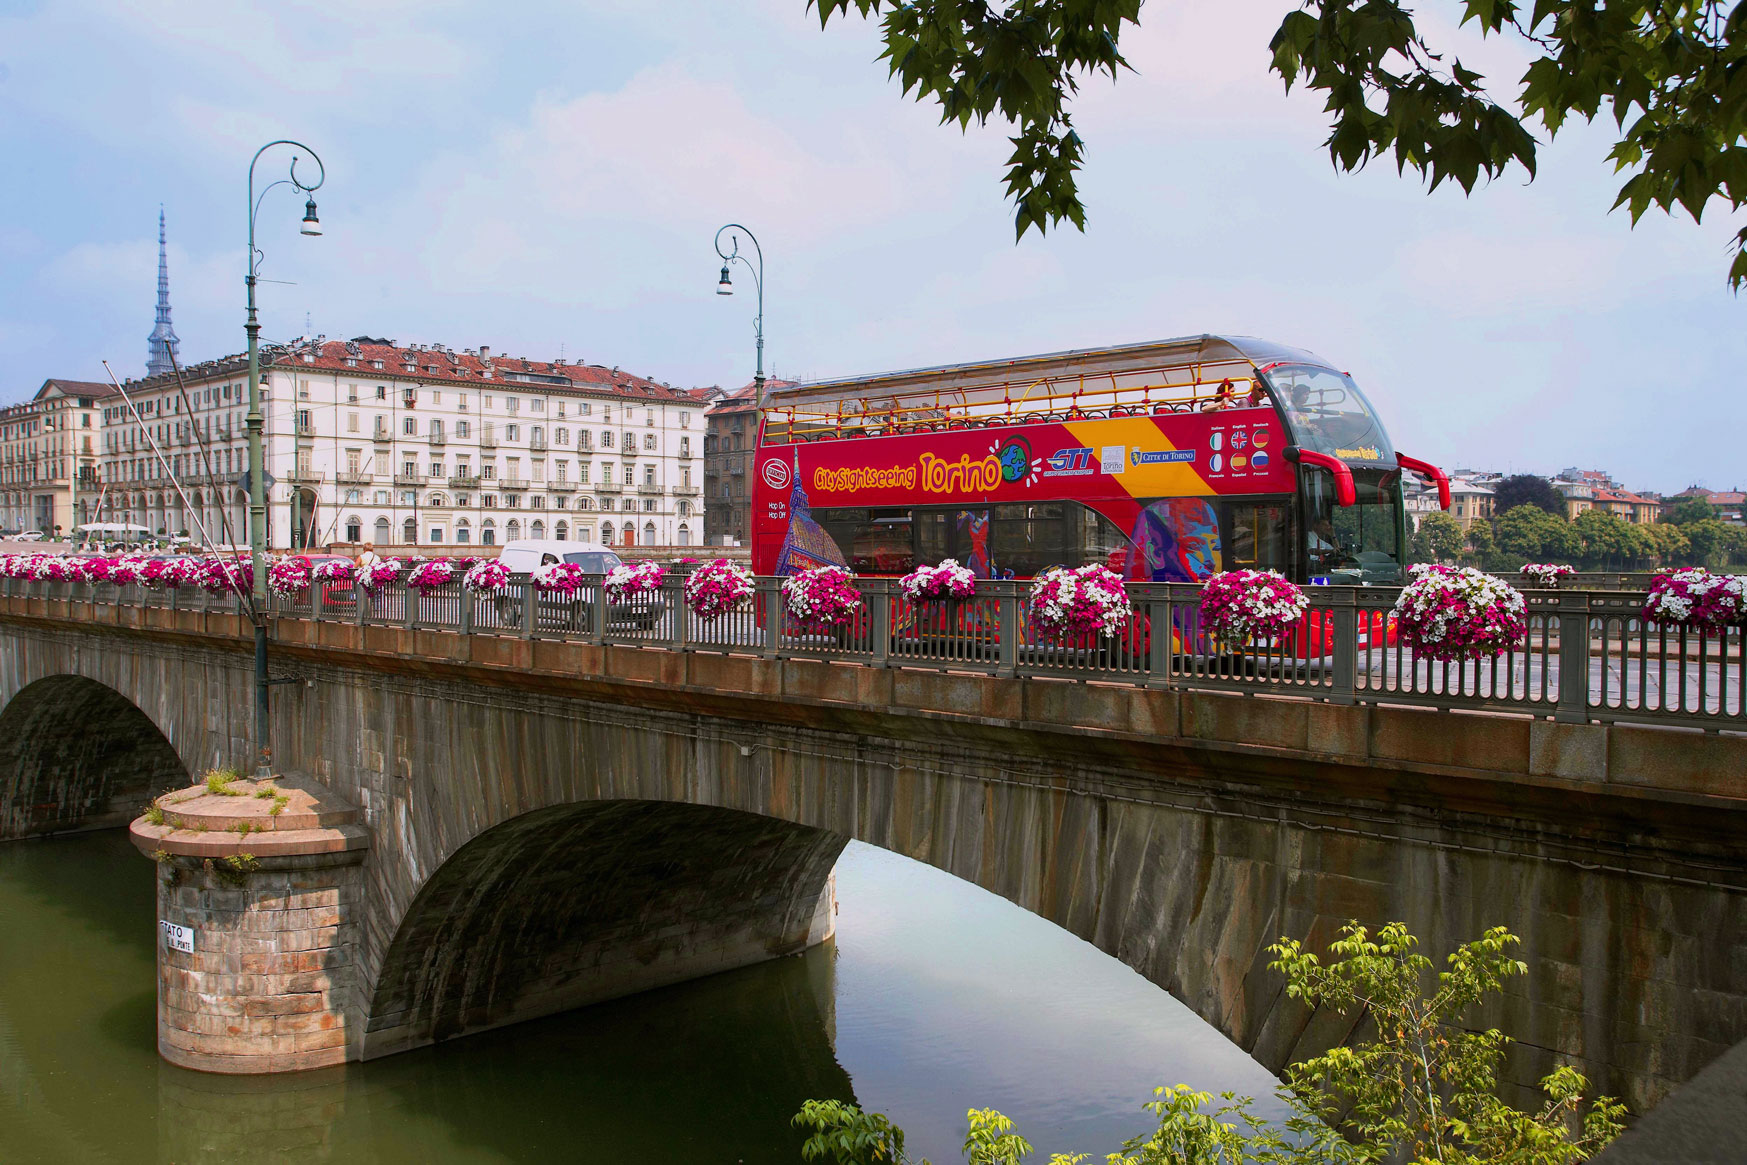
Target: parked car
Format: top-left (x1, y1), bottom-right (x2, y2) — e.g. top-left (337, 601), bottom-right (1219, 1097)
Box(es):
top-left (491, 540), bottom-right (667, 630)
top-left (15, 530), bottom-right (43, 542)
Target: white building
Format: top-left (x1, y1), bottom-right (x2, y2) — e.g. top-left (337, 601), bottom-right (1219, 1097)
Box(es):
top-left (96, 337), bottom-right (705, 550)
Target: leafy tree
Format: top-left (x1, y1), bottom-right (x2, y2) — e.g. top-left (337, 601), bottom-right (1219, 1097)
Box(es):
top-left (811, 1), bottom-right (1747, 284)
top-left (1644, 521), bottom-right (1692, 566)
top-left (1492, 475), bottom-right (1566, 518)
top-left (1663, 496), bottom-right (1719, 526)
top-left (1572, 508), bottom-right (1652, 568)
top-left (1465, 518), bottom-right (1496, 562)
top-left (797, 922), bottom-right (1623, 1164)
top-left (1495, 504), bottom-right (1580, 562)
top-left (1412, 511), bottom-right (1466, 563)
top-left (1684, 517), bottom-right (1747, 567)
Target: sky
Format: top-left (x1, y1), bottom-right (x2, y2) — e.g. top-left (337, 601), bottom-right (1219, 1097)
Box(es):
top-left (1, 0), bottom-right (1742, 493)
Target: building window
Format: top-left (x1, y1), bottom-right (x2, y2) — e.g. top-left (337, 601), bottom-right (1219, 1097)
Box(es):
top-left (624, 466), bottom-right (635, 486)
top-left (601, 522), bottom-right (613, 544)
top-left (531, 520), bottom-right (545, 539)
top-left (346, 517), bottom-right (362, 542)
top-left (376, 385), bottom-right (387, 399)
top-left (457, 520), bottom-right (471, 544)
top-left (507, 424), bottom-right (520, 440)
top-left (507, 519), bottom-right (521, 540)
top-left (556, 520), bottom-right (569, 540)
top-left (556, 428), bottom-right (568, 445)
top-left (677, 523), bottom-right (690, 546)
top-left (375, 516), bottom-right (391, 542)
top-left (456, 420), bottom-right (470, 438)
top-left (482, 522), bottom-right (495, 546)
top-left (403, 417), bottom-right (416, 435)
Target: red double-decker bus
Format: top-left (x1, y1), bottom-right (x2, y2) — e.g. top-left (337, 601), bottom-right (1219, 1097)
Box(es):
top-left (751, 335), bottom-right (1448, 596)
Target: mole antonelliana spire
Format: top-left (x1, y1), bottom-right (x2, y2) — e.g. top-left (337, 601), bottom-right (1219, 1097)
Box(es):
top-left (145, 206), bottom-right (180, 378)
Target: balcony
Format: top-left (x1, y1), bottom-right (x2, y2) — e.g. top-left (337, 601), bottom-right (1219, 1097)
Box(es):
top-left (336, 471), bottom-right (373, 485)
top-left (479, 434), bottom-right (498, 449)
top-left (448, 474), bottom-right (480, 489)
top-left (637, 482), bottom-right (663, 495)
top-left (428, 432), bottom-right (447, 446)
top-left (672, 484), bottom-right (700, 496)
top-left (372, 429), bottom-right (393, 443)
top-left (729, 463), bottom-right (745, 475)
top-left (594, 482), bottom-right (622, 495)
top-left (548, 481), bottom-right (577, 492)
top-left (529, 435), bottom-right (547, 451)
top-left (393, 473), bottom-right (425, 487)
top-left (500, 477), bottom-right (531, 490)
top-left (286, 469), bottom-right (324, 485)
top-left (294, 419), bottom-right (316, 437)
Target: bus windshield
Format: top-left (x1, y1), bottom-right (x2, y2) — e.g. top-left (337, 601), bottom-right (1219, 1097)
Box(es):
top-left (1265, 365), bottom-right (1394, 465)
top-left (1305, 468), bottom-right (1404, 584)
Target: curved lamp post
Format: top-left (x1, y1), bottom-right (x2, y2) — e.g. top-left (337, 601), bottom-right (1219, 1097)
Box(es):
top-left (713, 223), bottom-right (764, 403)
top-left (245, 139), bottom-right (325, 774)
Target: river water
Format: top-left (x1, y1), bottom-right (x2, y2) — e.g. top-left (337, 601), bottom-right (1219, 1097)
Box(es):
top-left (0, 831), bottom-right (1283, 1164)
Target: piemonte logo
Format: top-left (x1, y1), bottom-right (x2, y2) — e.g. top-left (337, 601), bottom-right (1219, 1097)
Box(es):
top-left (761, 458), bottom-right (792, 490)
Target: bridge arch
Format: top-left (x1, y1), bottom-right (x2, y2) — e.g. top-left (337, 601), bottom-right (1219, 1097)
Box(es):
top-left (362, 799), bottom-right (845, 1058)
top-left (0, 674), bottom-right (191, 840)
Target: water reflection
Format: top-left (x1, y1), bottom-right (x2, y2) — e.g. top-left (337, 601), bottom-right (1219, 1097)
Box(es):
top-left (0, 833), bottom-right (1283, 1164)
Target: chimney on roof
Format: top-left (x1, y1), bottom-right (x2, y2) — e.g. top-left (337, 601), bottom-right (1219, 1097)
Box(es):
top-left (479, 346), bottom-right (490, 360)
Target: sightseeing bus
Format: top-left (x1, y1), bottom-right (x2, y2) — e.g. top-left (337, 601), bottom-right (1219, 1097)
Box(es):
top-left (751, 335), bottom-right (1448, 599)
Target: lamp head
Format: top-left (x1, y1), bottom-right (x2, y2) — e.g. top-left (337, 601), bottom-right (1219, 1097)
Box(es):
top-left (300, 198), bottom-right (323, 237)
top-left (716, 265), bottom-right (733, 295)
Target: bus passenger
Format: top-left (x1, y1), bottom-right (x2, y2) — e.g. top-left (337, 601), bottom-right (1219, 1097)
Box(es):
top-left (1200, 380), bottom-right (1237, 412)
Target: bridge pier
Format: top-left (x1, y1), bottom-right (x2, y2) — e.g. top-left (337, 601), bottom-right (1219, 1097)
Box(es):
top-left (130, 775), bottom-right (370, 1073)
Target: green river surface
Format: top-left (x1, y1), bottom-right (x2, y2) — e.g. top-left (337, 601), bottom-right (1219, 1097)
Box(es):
top-left (0, 831), bottom-right (1283, 1164)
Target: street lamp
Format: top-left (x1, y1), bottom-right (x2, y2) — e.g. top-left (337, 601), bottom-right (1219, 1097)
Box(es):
top-left (245, 139), bottom-right (325, 776)
top-left (713, 223), bottom-right (764, 403)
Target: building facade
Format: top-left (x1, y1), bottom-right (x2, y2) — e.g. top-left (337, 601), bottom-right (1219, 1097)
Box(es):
top-left (703, 385), bottom-right (758, 546)
top-left (0, 379), bottom-right (115, 535)
top-left (95, 338), bottom-right (704, 551)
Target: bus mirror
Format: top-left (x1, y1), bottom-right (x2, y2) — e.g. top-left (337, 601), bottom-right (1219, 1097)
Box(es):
top-left (1285, 446), bottom-right (1357, 507)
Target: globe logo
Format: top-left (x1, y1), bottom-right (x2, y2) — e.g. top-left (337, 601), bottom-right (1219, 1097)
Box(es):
top-left (997, 438), bottom-right (1031, 483)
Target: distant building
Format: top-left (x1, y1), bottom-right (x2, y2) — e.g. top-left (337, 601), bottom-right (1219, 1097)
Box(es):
top-left (0, 379), bottom-right (116, 534)
top-left (1665, 486), bottom-right (1746, 525)
top-left (1447, 477), bottom-right (1495, 529)
top-left (702, 380), bottom-right (795, 546)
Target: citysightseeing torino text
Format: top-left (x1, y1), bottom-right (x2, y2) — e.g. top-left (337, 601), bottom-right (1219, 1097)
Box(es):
top-left (811, 451), bottom-right (1004, 496)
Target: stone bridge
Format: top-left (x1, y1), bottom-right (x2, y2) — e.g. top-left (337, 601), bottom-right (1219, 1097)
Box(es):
top-left (2, 596), bottom-right (1746, 1119)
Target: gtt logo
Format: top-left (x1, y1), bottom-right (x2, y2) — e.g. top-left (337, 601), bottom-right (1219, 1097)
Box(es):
top-left (1047, 447), bottom-right (1094, 472)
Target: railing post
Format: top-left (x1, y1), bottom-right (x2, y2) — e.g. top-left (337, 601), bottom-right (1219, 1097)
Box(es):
top-left (762, 578), bottom-right (782, 659)
top-left (997, 582), bottom-right (1018, 679)
top-left (588, 578), bottom-right (607, 643)
top-left (355, 582), bottom-right (368, 627)
top-left (1327, 587), bottom-right (1357, 705)
top-left (668, 577), bottom-right (688, 650)
top-left (310, 577), bottom-right (324, 622)
top-left (521, 578), bottom-right (538, 639)
top-left (404, 583), bottom-right (418, 631)
top-left (1555, 590), bottom-right (1591, 723)
top-left (869, 579), bottom-right (890, 666)
top-left (459, 585), bottom-right (474, 636)
top-left (1144, 587), bottom-right (1173, 689)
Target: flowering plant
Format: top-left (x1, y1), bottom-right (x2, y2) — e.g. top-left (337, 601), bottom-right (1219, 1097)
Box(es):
top-left (900, 559), bottom-right (977, 602)
top-left (684, 559), bottom-right (754, 620)
top-left (1198, 569), bottom-right (1308, 646)
top-left (463, 559), bottom-right (512, 592)
top-left (31, 555), bottom-right (83, 583)
top-left (407, 558), bottom-right (458, 593)
top-left (1519, 563), bottom-right (1575, 588)
top-left (782, 566), bottom-right (863, 632)
top-left (1641, 568), bottom-right (1747, 634)
top-left (109, 556), bottom-right (150, 586)
top-left (358, 558), bottom-right (403, 595)
top-left (604, 560), bottom-right (665, 600)
top-left (1391, 564), bottom-right (1527, 661)
top-left (1027, 564), bottom-right (1131, 640)
top-left (141, 557), bottom-right (199, 590)
top-left (80, 556), bottom-right (114, 584)
top-left (267, 556), bottom-right (313, 598)
top-left (312, 558), bottom-right (357, 584)
top-left (199, 558), bottom-right (251, 595)
top-left (533, 561), bottom-right (586, 595)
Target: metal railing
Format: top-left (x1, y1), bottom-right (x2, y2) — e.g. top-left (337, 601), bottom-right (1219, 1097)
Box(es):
top-left (2, 576), bottom-right (1740, 732)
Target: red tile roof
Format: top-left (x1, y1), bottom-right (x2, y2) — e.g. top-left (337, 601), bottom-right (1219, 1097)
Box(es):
top-left (123, 338), bottom-right (696, 405)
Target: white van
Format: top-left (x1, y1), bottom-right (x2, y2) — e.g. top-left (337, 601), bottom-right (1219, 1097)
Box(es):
top-left (496, 540), bottom-right (623, 575)
top-left (490, 540), bottom-right (666, 629)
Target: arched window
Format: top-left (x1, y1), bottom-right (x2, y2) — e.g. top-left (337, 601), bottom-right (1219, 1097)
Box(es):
top-left (506, 519), bottom-right (521, 541)
top-left (374, 516), bottom-right (391, 544)
top-left (622, 521), bottom-right (636, 546)
top-left (555, 520), bottom-right (569, 541)
top-left (402, 518), bottom-right (417, 545)
top-left (456, 519), bottom-right (471, 545)
top-left (576, 496), bottom-right (591, 511)
top-left (676, 523), bottom-right (690, 547)
top-left (346, 516), bottom-right (362, 543)
top-left (644, 520), bottom-right (656, 544)
top-left (600, 522), bottom-right (613, 545)
top-left (429, 492), bottom-right (446, 508)
top-left (530, 520), bottom-right (545, 539)
top-left (482, 519), bottom-right (496, 547)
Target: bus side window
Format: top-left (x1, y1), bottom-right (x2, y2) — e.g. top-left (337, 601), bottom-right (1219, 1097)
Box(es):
top-left (1222, 501), bottom-right (1293, 573)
